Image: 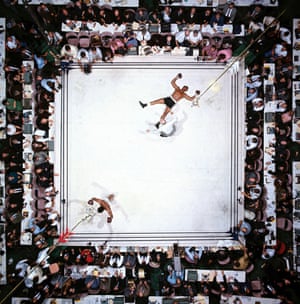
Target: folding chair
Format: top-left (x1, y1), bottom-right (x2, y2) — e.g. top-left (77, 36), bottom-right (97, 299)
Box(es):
top-left (65, 31), bottom-right (79, 46)
top-left (78, 31), bottom-right (90, 48)
top-left (101, 31), bottom-right (113, 48)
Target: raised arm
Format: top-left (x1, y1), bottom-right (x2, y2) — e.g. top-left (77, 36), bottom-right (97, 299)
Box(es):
top-left (170, 73), bottom-right (182, 89)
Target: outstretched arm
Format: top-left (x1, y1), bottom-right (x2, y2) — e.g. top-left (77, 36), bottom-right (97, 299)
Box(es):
top-left (184, 90), bottom-right (201, 102)
top-left (170, 73), bottom-right (182, 89)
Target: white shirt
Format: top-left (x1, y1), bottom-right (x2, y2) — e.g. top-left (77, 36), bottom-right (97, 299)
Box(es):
top-left (88, 47), bottom-right (103, 61)
top-left (77, 48), bottom-right (90, 61)
top-left (188, 31), bottom-right (202, 44)
top-left (137, 252), bottom-right (150, 265)
top-left (161, 11), bottom-right (171, 23)
top-left (252, 98), bottom-right (264, 111)
top-left (246, 75), bottom-right (262, 88)
top-left (249, 184), bottom-right (262, 200)
top-left (280, 27), bottom-right (291, 44)
top-left (274, 43), bottom-right (287, 57)
top-left (265, 100), bottom-right (287, 112)
top-left (136, 30), bottom-right (151, 42)
top-left (7, 124), bottom-right (17, 135)
top-left (6, 36), bottom-right (17, 49)
top-left (109, 254), bottom-right (124, 268)
top-left (15, 259), bottom-right (29, 277)
top-left (201, 23), bottom-right (214, 34)
top-left (246, 134), bottom-right (259, 150)
top-left (175, 31), bottom-right (189, 44)
top-left (60, 44), bottom-right (78, 59)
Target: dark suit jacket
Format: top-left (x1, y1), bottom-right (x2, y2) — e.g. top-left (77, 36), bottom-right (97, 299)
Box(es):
top-left (210, 13), bottom-right (225, 27)
top-left (221, 4), bottom-right (237, 23)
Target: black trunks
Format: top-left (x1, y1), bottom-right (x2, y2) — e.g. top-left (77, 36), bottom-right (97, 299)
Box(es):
top-left (164, 96), bottom-right (176, 108)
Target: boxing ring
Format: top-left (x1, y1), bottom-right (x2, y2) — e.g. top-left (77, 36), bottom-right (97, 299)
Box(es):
top-left (55, 56), bottom-right (245, 247)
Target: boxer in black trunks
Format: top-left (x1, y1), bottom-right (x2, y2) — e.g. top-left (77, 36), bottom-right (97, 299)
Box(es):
top-left (139, 73), bottom-right (200, 128)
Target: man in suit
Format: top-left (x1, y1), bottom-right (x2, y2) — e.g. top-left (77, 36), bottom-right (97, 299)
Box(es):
top-left (218, 1), bottom-right (237, 24)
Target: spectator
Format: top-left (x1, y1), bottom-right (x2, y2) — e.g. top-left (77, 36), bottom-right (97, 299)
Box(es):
top-left (148, 10), bottom-right (161, 24)
top-left (82, 5), bottom-right (96, 22)
top-left (136, 27), bottom-right (151, 44)
top-left (188, 30), bottom-right (203, 49)
top-left (88, 46), bottom-right (102, 63)
top-left (77, 48), bottom-right (91, 74)
top-left (125, 31), bottom-right (139, 49)
top-left (40, 77), bottom-right (61, 94)
top-left (280, 27), bottom-right (291, 44)
top-left (123, 9), bottom-right (135, 23)
top-left (136, 279), bottom-right (150, 303)
top-left (202, 44), bottom-right (218, 60)
top-left (210, 10), bottom-right (225, 27)
top-left (199, 8), bottom-right (212, 25)
top-left (216, 47), bottom-right (232, 63)
top-left (60, 44), bottom-right (78, 62)
top-left (110, 270), bottom-right (126, 294)
top-left (246, 87), bottom-right (258, 103)
top-left (109, 250), bottom-right (124, 268)
top-left (6, 35), bottom-right (21, 53)
top-left (71, 0), bottom-right (87, 21)
top-left (135, 8), bottom-right (149, 25)
top-left (112, 8), bottom-right (124, 26)
top-left (171, 7), bottom-right (185, 25)
top-left (175, 28), bottom-right (191, 48)
top-left (45, 31), bottom-right (63, 48)
top-left (246, 4), bottom-right (265, 26)
top-left (201, 19), bottom-right (214, 34)
top-left (184, 7), bottom-right (198, 26)
top-left (220, 1), bottom-right (237, 24)
top-left (160, 6), bottom-right (172, 24)
top-left (162, 34), bottom-right (176, 52)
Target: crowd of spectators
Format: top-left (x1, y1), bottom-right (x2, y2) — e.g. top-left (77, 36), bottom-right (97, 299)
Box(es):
top-left (1, 1), bottom-right (257, 69)
top-left (0, 0), bottom-right (300, 303)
